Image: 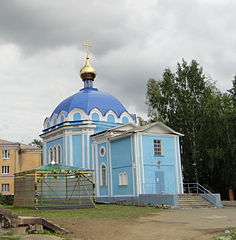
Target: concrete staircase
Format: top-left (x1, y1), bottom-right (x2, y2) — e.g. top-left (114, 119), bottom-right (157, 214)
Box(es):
top-left (178, 194), bottom-right (213, 208)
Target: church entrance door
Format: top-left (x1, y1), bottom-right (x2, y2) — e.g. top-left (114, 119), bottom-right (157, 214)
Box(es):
top-left (155, 171), bottom-right (165, 194)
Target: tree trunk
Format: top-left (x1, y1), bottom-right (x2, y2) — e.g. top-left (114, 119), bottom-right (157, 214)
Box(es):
top-left (228, 188), bottom-right (235, 200)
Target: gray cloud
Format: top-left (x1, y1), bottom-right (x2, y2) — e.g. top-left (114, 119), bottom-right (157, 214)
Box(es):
top-left (0, 0), bottom-right (235, 142)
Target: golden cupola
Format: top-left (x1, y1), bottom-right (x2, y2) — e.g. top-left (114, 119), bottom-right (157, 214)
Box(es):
top-left (80, 56), bottom-right (96, 81)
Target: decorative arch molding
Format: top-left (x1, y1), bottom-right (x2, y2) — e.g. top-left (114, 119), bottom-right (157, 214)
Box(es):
top-left (89, 108), bottom-right (104, 121)
top-left (48, 144), bottom-right (62, 164)
top-left (67, 108), bottom-right (88, 121)
top-left (58, 112), bottom-right (66, 124)
top-left (50, 113), bottom-right (59, 127)
top-left (44, 118), bottom-right (50, 129)
top-left (105, 110), bottom-right (118, 123)
top-left (120, 112), bottom-right (133, 124)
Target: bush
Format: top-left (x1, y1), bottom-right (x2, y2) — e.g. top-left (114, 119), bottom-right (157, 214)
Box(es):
top-left (0, 194), bottom-right (14, 205)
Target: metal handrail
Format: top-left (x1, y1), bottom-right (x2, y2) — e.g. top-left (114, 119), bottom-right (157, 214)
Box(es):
top-left (183, 182), bottom-right (216, 204)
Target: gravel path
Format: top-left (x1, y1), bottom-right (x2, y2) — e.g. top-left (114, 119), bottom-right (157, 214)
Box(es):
top-left (59, 207), bottom-right (236, 240)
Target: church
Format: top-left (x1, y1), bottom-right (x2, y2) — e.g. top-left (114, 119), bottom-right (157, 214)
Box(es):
top-left (40, 46), bottom-right (184, 206)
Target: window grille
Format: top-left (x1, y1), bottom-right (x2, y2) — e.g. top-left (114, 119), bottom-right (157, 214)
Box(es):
top-left (154, 139), bottom-right (162, 156)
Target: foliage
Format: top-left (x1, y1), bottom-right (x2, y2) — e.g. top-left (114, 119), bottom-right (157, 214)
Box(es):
top-left (146, 60), bottom-right (236, 197)
top-left (0, 194), bottom-right (14, 205)
top-left (29, 139), bottom-right (43, 149)
top-left (6, 204), bottom-right (161, 220)
top-left (213, 229), bottom-right (236, 240)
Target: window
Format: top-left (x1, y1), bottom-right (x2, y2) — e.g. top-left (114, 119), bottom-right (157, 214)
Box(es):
top-left (122, 116), bottom-right (129, 124)
top-left (119, 172), bottom-right (128, 186)
top-left (2, 150), bottom-right (10, 159)
top-left (92, 113), bottom-right (100, 121)
top-left (107, 114), bottom-right (115, 123)
top-left (101, 164), bottom-right (107, 187)
top-left (2, 184), bottom-right (9, 192)
top-left (154, 139), bottom-right (162, 156)
top-left (2, 166), bottom-right (10, 174)
top-left (73, 113), bottom-right (81, 121)
top-left (57, 145), bottom-right (61, 164)
top-left (53, 147), bottom-right (57, 162)
top-left (99, 146), bottom-right (105, 157)
top-left (49, 148), bottom-right (53, 163)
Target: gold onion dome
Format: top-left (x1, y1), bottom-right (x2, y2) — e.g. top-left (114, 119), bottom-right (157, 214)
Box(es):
top-left (80, 57), bottom-right (96, 81)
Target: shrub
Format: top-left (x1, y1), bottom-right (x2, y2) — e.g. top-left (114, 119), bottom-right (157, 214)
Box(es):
top-left (0, 194), bottom-right (14, 205)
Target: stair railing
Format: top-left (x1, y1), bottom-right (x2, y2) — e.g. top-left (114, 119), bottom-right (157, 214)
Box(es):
top-left (183, 182), bottom-right (217, 206)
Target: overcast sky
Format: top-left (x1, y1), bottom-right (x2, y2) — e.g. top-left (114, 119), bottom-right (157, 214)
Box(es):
top-left (0, 0), bottom-right (235, 144)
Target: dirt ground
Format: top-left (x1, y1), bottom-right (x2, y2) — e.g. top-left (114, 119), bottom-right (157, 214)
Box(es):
top-left (55, 207), bottom-right (236, 240)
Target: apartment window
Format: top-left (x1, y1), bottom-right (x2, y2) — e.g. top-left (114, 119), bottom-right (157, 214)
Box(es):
top-left (2, 150), bottom-right (10, 159)
top-left (2, 184), bottom-right (9, 192)
top-left (154, 139), bottom-right (162, 156)
top-left (119, 172), bottom-right (128, 186)
top-left (2, 166), bottom-right (10, 174)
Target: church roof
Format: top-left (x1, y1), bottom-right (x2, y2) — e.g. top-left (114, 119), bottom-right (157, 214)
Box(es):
top-left (91, 122), bottom-right (183, 139)
top-left (51, 87), bottom-right (131, 118)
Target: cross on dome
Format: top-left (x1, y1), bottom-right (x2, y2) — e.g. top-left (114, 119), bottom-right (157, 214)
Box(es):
top-left (80, 42), bottom-right (96, 86)
top-left (83, 42), bottom-right (92, 58)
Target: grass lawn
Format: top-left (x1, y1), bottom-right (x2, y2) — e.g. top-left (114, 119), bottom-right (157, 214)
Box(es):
top-left (5, 204), bottom-right (161, 221)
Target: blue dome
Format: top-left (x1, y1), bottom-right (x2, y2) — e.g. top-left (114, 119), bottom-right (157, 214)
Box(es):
top-left (51, 88), bottom-right (130, 118)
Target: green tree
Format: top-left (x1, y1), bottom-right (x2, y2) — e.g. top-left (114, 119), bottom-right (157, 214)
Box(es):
top-left (29, 139), bottom-right (43, 149)
top-left (146, 59), bottom-right (216, 183)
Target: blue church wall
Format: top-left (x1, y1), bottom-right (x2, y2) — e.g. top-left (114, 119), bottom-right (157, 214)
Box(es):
top-left (141, 135), bottom-right (178, 194)
top-left (98, 143), bottom-right (109, 196)
top-left (110, 137), bottom-right (134, 196)
top-left (46, 137), bottom-right (64, 164)
top-left (72, 135), bottom-right (82, 167)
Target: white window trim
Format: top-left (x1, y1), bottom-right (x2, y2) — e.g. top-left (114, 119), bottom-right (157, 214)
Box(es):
top-left (2, 166), bottom-right (10, 174)
top-left (99, 146), bottom-right (106, 157)
top-left (2, 184), bottom-right (9, 192)
top-left (119, 172), bottom-right (128, 186)
top-left (2, 150), bottom-right (10, 160)
top-left (49, 147), bottom-right (53, 163)
top-left (57, 145), bottom-right (61, 164)
top-left (100, 163), bottom-right (107, 187)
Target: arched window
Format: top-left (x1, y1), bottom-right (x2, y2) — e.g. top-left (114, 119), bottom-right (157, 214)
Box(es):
top-left (122, 116), bottom-right (129, 124)
top-left (57, 145), bottom-right (61, 164)
top-left (53, 147), bottom-right (57, 163)
top-left (119, 172), bottom-right (128, 186)
top-left (53, 119), bottom-right (57, 126)
top-left (92, 113), bottom-right (100, 121)
top-left (73, 113), bottom-right (81, 121)
top-left (49, 148), bottom-right (53, 163)
top-left (101, 164), bottom-right (107, 187)
top-left (107, 114), bottom-right (115, 123)
top-left (47, 122), bottom-right (50, 129)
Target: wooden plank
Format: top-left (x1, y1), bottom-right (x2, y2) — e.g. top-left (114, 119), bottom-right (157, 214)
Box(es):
top-left (41, 218), bottom-right (68, 233)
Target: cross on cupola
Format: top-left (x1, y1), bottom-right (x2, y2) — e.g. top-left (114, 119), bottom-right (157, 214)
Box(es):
top-left (83, 41), bottom-right (92, 59)
top-left (80, 42), bottom-right (96, 88)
